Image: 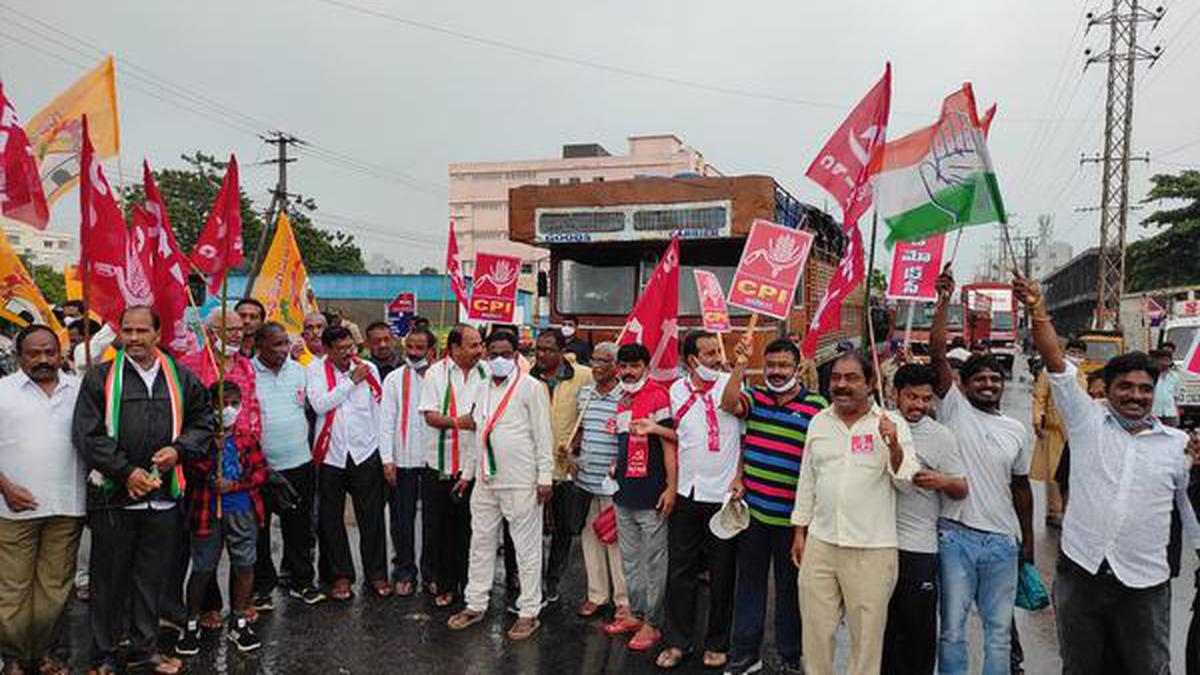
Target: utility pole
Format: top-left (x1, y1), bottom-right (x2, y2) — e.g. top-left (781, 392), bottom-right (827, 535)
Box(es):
top-left (244, 131), bottom-right (302, 297)
top-left (1081, 0), bottom-right (1163, 330)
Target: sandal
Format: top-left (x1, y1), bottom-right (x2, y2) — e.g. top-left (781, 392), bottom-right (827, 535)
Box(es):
top-left (655, 647), bottom-right (687, 669)
top-left (371, 580), bottom-right (393, 598)
top-left (434, 592), bottom-right (456, 608)
top-left (702, 651), bottom-right (728, 668)
top-left (628, 626), bottom-right (662, 652)
top-left (331, 578), bottom-right (353, 601)
top-left (394, 580), bottom-right (415, 597)
top-left (603, 616), bottom-right (642, 635)
top-left (447, 609), bottom-right (485, 630)
top-left (37, 658), bottom-right (71, 675)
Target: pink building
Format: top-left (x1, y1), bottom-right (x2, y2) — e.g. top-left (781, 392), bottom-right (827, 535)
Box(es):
top-left (448, 134), bottom-right (719, 271)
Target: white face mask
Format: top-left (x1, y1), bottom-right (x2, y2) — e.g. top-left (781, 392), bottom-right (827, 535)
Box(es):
top-left (620, 376), bottom-right (647, 394)
top-left (766, 376), bottom-right (797, 394)
top-left (561, 325), bottom-right (576, 338)
top-left (214, 336), bottom-right (239, 357)
top-left (1065, 354), bottom-right (1083, 366)
top-left (407, 356), bottom-right (429, 370)
top-left (221, 405), bottom-right (241, 428)
top-left (488, 356), bottom-right (516, 379)
top-left (694, 362), bottom-right (721, 383)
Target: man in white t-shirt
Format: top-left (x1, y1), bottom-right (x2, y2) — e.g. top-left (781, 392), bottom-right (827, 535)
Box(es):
top-left (929, 268), bottom-right (1034, 675)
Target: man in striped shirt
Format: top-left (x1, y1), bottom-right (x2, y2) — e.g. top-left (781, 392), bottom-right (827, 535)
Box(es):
top-left (719, 336), bottom-right (826, 675)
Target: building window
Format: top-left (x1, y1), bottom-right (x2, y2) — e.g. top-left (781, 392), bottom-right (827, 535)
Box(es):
top-left (549, 178), bottom-right (561, 186)
top-left (568, 177), bottom-right (581, 185)
top-left (43, 241), bottom-right (55, 248)
top-left (5, 235), bottom-right (17, 244)
top-left (593, 176), bottom-right (605, 182)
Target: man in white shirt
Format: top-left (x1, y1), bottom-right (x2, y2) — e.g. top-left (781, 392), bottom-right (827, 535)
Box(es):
top-left (379, 327), bottom-right (437, 597)
top-left (655, 330), bottom-right (742, 671)
top-left (929, 269), bottom-right (1034, 675)
top-left (0, 325), bottom-right (84, 675)
top-left (790, 351), bottom-right (918, 675)
top-left (307, 324), bottom-right (388, 601)
top-left (1017, 274), bottom-right (1200, 675)
top-left (418, 324), bottom-right (486, 608)
top-left (447, 331), bottom-right (554, 640)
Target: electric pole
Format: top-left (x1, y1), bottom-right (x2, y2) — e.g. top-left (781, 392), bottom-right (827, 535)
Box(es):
top-left (1081, 0), bottom-right (1163, 330)
top-left (244, 131), bottom-right (302, 296)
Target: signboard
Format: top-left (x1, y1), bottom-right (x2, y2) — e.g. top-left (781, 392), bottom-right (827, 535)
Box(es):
top-left (885, 234), bottom-right (945, 301)
top-left (1174, 300), bottom-right (1200, 318)
top-left (692, 269), bottom-right (731, 333)
top-left (467, 253), bottom-right (521, 323)
top-left (726, 219), bottom-right (814, 320)
top-left (386, 291), bottom-right (416, 336)
top-left (534, 200), bottom-right (732, 244)
top-left (1183, 335), bottom-right (1200, 376)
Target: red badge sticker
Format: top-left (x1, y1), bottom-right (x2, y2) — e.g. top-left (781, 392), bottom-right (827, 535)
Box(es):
top-left (851, 434), bottom-right (875, 455)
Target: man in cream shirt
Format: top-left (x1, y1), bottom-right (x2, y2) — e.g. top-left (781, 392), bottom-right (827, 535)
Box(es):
top-left (791, 351), bottom-right (918, 675)
top-left (447, 331), bottom-right (553, 641)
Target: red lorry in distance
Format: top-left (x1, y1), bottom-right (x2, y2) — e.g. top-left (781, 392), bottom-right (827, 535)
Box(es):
top-left (961, 282), bottom-right (1019, 377)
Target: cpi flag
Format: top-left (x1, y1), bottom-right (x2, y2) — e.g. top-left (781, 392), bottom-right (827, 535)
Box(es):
top-left (140, 162), bottom-right (195, 355)
top-left (250, 212), bottom-right (320, 335)
top-left (446, 219), bottom-right (468, 309)
top-left (800, 228), bottom-right (865, 359)
top-left (692, 270), bottom-right (731, 333)
top-left (885, 234), bottom-right (946, 302)
top-left (619, 238), bottom-right (680, 381)
top-left (805, 64), bottom-right (891, 228)
top-left (26, 56), bottom-right (120, 207)
top-left (190, 155), bottom-right (243, 294)
top-left (727, 219), bottom-right (814, 320)
top-left (78, 115), bottom-right (128, 325)
top-left (467, 252), bottom-right (521, 323)
top-left (0, 229), bottom-right (63, 332)
top-left (0, 84), bottom-right (50, 229)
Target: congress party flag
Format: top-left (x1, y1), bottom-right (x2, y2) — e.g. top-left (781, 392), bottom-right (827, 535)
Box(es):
top-left (0, 83), bottom-right (49, 229)
top-left (250, 211), bottom-right (320, 335)
top-left (618, 238), bottom-right (680, 381)
top-left (885, 233), bottom-right (946, 302)
top-left (189, 155), bottom-right (243, 294)
top-left (26, 56), bottom-right (120, 207)
top-left (692, 269), bottom-right (731, 333)
top-left (467, 252), bottom-right (521, 323)
top-left (727, 219), bottom-right (814, 321)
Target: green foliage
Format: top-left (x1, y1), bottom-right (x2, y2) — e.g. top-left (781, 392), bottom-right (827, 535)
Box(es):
top-left (120, 152), bottom-right (365, 282)
top-left (419, 266), bottom-right (440, 275)
top-left (1126, 170), bottom-right (1200, 292)
top-left (26, 261), bottom-right (66, 306)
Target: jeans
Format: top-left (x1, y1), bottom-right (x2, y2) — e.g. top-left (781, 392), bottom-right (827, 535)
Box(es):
top-left (882, 550), bottom-right (938, 675)
top-left (388, 467), bottom-right (422, 583)
top-left (1055, 555), bottom-right (1170, 675)
top-left (615, 505), bottom-right (668, 626)
top-left (729, 518), bottom-right (800, 669)
top-left (937, 522), bottom-right (1018, 675)
top-left (664, 494), bottom-right (738, 653)
top-left (256, 462), bottom-right (318, 593)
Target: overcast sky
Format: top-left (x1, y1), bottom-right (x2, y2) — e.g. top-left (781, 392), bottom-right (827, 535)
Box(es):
top-left (2, 0), bottom-right (1198, 278)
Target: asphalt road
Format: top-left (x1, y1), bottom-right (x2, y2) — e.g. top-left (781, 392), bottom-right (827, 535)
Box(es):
top-left (52, 357), bottom-right (1198, 674)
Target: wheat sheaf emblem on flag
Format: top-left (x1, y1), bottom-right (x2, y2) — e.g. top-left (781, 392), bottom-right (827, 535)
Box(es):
top-left (477, 258), bottom-right (518, 292)
top-left (745, 234), bottom-right (806, 278)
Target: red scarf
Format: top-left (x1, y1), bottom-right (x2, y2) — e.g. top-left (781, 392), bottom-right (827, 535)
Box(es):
top-left (313, 358), bottom-right (382, 466)
top-left (674, 378), bottom-right (721, 453)
top-left (615, 380), bottom-right (671, 478)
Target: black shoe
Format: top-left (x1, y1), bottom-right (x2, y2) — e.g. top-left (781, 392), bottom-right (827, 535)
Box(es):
top-left (252, 593), bottom-right (274, 612)
top-left (227, 617), bottom-right (261, 653)
top-left (289, 586), bottom-right (327, 605)
top-left (175, 621), bottom-right (202, 656)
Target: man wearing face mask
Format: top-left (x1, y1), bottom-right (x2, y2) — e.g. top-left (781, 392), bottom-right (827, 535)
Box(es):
top-left (719, 336), bottom-right (827, 675)
top-left (379, 328), bottom-right (438, 597)
top-left (930, 268), bottom-right (1033, 675)
top-left (1017, 274), bottom-right (1200, 675)
top-left (560, 316), bottom-right (592, 365)
top-left (447, 331), bottom-right (554, 640)
top-left (1031, 338), bottom-right (1087, 528)
top-left (653, 330), bottom-right (743, 670)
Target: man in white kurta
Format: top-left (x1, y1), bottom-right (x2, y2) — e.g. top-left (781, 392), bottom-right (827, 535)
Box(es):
top-left (447, 331), bottom-right (554, 641)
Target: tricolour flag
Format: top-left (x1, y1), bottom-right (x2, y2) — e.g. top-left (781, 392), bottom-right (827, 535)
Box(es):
top-left (446, 219), bottom-right (468, 309)
top-left (189, 155), bottom-right (243, 295)
top-left (78, 115), bottom-right (128, 325)
top-left (618, 238), bottom-right (680, 381)
top-left (0, 83), bottom-right (49, 229)
top-left (26, 56), bottom-right (120, 207)
top-left (250, 211), bottom-right (319, 336)
top-left (874, 83), bottom-right (1006, 245)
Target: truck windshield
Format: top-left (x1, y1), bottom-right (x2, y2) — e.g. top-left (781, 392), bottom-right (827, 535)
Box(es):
top-left (679, 265), bottom-right (748, 317)
top-left (1085, 340), bottom-right (1122, 361)
top-left (992, 311), bottom-right (1015, 331)
top-left (1165, 325), bottom-right (1199, 363)
top-left (903, 303), bottom-right (960, 330)
top-left (557, 260), bottom-right (636, 315)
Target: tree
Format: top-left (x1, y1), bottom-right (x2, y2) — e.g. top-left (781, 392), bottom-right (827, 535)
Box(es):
top-left (1126, 170), bottom-right (1200, 292)
top-left (419, 266), bottom-right (440, 275)
top-left (120, 152), bottom-right (366, 283)
top-left (26, 262), bottom-right (65, 306)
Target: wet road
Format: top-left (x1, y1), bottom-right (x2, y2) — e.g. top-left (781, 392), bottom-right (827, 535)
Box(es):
top-left (55, 357), bottom-right (1198, 674)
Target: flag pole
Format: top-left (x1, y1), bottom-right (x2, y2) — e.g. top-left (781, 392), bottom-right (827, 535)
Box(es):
top-left (81, 268), bottom-right (94, 371)
top-left (215, 274), bottom-right (227, 521)
top-left (863, 212), bottom-right (879, 350)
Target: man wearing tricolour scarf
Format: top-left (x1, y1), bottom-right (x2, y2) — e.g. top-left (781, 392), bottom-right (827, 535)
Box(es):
top-left (447, 331), bottom-right (554, 640)
top-left (306, 324), bottom-right (388, 601)
top-left (73, 305), bottom-right (214, 675)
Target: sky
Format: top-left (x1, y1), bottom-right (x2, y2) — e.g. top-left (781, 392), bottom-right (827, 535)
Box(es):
top-left (2, 0), bottom-right (1198, 279)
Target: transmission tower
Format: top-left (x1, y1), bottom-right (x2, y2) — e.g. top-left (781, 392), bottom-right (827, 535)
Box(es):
top-left (244, 131), bottom-right (303, 295)
top-left (1081, 0), bottom-right (1163, 330)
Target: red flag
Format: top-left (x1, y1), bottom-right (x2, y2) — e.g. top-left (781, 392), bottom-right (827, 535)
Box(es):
top-left (78, 115), bottom-right (128, 325)
top-left (0, 83), bottom-right (49, 229)
top-left (618, 238), bottom-right (679, 381)
top-left (446, 219), bottom-right (468, 309)
top-left (466, 252), bottom-right (521, 323)
top-left (190, 155), bottom-right (243, 294)
top-left (140, 162), bottom-right (196, 356)
top-left (800, 226), bottom-right (865, 359)
top-left (805, 63), bottom-right (892, 229)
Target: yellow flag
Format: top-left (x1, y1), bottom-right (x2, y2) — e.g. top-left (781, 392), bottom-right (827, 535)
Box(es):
top-left (64, 263), bottom-right (82, 301)
top-left (0, 231), bottom-right (64, 334)
top-left (26, 56), bottom-right (120, 206)
top-left (250, 212), bottom-right (318, 335)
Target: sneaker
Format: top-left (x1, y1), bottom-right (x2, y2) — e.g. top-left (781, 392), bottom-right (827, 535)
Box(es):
top-left (175, 621), bottom-right (201, 656)
top-left (289, 586), bottom-right (327, 605)
top-left (723, 659), bottom-right (764, 675)
top-left (227, 617), bottom-right (262, 653)
top-left (252, 593), bottom-right (274, 612)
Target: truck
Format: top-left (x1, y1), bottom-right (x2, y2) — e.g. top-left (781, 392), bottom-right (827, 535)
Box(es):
top-left (507, 174), bottom-right (862, 374)
top-left (896, 300), bottom-right (964, 361)
top-left (1161, 301), bottom-right (1200, 428)
top-left (961, 282), bottom-right (1019, 377)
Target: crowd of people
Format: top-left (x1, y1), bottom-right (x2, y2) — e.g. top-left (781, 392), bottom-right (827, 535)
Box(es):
top-left (1, 268), bottom-right (1198, 675)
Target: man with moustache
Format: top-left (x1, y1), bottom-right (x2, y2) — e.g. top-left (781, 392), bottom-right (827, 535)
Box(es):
top-left (234, 299), bottom-right (265, 360)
